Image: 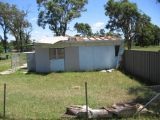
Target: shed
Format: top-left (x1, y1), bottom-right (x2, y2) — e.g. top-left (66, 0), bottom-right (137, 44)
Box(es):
top-left (26, 36), bottom-right (124, 73)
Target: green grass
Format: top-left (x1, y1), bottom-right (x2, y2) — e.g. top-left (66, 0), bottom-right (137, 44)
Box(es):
top-left (0, 59), bottom-right (11, 72)
top-left (0, 53), bottom-right (11, 72)
top-left (0, 70), bottom-right (159, 119)
top-left (131, 45), bottom-right (160, 52)
top-left (0, 52), bottom-right (26, 72)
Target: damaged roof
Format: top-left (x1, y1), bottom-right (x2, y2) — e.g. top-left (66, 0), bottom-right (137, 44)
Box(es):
top-left (68, 36), bottom-right (119, 42)
top-left (37, 36), bottom-right (121, 44)
top-left (36, 36), bottom-right (123, 48)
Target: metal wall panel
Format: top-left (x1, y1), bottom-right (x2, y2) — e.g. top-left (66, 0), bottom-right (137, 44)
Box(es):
top-left (64, 47), bottom-right (80, 71)
top-left (124, 50), bottom-right (160, 84)
top-left (35, 47), bottom-right (50, 73)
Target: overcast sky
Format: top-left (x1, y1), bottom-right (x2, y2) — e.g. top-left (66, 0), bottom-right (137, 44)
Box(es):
top-left (0, 0), bottom-right (160, 41)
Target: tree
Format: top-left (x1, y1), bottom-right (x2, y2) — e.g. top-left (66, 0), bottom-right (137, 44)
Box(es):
top-left (106, 31), bottom-right (121, 38)
top-left (93, 31), bottom-right (100, 36)
top-left (153, 25), bottom-right (160, 45)
top-left (134, 14), bottom-right (160, 46)
top-left (37, 0), bottom-right (88, 36)
top-left (0, 2), bottom-right (11, 53)
top-left (22, 24), bottom-right (33, 51)
top-left (8, 6), bottom-right (31, 52)
top-left (134, 14), bottom-right (153, 46)
top-left (105, 0), bottom-right (139, 49)
top-left (99, 29), bottom-right (105, 36)
top-left (74, 22), bottom-right (92, 36)
top-left (0, 42), bottom-right (3, 55)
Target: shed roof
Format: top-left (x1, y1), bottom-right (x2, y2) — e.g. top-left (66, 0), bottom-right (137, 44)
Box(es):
top-left (36, 36), bottom-right (123, 48)
top-left (68, 36), bottom-right (119, 41)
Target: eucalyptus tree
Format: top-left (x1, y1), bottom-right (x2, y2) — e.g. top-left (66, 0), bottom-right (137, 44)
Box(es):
top-left (105, 0), bottom-right (139, 49)
top-left (74, 22), bottom-right (92, 36)
top-left (99, 29), bottom-right (105, 36)
top-left (0, 2), bottom-right (11, 53)
top-left (37, 0), bottom-right (88, 36)
top-left (8, 7), bottom-right (31, 52)
top-left (134, 14), bottom-right (154, 46)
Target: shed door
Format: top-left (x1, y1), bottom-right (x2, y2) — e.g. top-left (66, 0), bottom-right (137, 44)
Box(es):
top-left (64, 47), bottom-right (80, 71)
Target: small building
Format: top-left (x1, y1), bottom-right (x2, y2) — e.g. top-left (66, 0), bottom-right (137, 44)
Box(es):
top-left (26, 36), bottom-right (124, 73)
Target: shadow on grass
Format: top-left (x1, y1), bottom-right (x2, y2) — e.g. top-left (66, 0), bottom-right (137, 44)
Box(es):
top-left (119, 67), bottom-right (159, 85)
top-left (128, 85), bottom-right (160, 115)
top-left (25, 71), bottom-right (51, 76)
top-left (25, 70), bottom-right (68, 76)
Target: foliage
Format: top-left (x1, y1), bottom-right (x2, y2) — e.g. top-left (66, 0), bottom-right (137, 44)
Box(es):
top-left (134, 14), bottom-right (154, 46)
top-left (134, 14), bottom-right (160, 46)
top-left (93, 31), bottom-right (100, 36)
top-left (153, 25), bottom-right (160, 45)
top-left (106, 31), bottom-right (122, 38)
top-left (0, 2), bottom-right (31, 52)
top-left (37, 0), bottom-right (88, 36)
top-left (99, 29), bottom-right (105, 36)
top-left (74, 22), bottom-right (92, 36)
top-left (0, 43), bottom-right (3, 54)
top-left (105, 0), bottom-right (139, 50)
top-left (0, 2), bottom-right (11, 53)
top-left (8, 7), bottom-right (31, 52)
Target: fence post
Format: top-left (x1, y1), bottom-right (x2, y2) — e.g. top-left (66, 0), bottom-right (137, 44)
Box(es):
top-left (3, 83), bottom-right (6, 118)
top-left (85, 82), bottom-right (88, 119)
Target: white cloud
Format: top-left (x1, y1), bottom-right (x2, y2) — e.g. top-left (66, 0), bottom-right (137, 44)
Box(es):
top-left (92, 22), bottom-right (105, 32)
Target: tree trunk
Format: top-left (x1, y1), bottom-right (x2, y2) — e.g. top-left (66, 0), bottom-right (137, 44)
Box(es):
top-left (62, 23), bottom-right (67, 36)
top-left (125, 34), bottom-right (131, 50)
top-left (15, 36), bottom-right (19, 51)
top-left (20, 31), bottom-right (23, 52)
top-left (3, 30), bottom-right (7, 53)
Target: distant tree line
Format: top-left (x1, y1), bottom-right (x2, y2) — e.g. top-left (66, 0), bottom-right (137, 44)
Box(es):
top-left (0, 2), bottom-right (32, 53)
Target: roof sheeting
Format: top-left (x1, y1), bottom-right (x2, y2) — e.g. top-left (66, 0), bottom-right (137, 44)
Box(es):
top-left (36, 36), bottom-right (123, 48)
top-left (38, 36), bottom-right (68, 44)
top-left (68, 36), bottom-right (119, 42)
top-left (37, 36), bottom-right (121, 44)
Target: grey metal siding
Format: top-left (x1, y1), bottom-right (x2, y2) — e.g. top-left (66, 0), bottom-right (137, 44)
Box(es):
top-left (64, 47), bottom-right (80, 71)
top-left (79, 46), bottom-right (117, 71)
top-left (35, 47), bottom-right (50, 73)
top-left (26, 53), bottom-right (36, 71)
top-left (124, 50), bottom-right (160, 84)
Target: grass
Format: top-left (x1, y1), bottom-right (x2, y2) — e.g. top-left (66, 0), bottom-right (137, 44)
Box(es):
top-left (0, 52), bottom-right (26, 72)
top-left (131, 45), bottom-right (160, 52)
top-left (0, 59), bottom-right (11, 72)
top-left (0, 70), bottom-right (159, 119)
top-left (0, 53), bottom-right (11, 72)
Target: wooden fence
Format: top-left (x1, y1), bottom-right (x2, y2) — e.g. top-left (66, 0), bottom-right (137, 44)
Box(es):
top-left (123, 50), bottom-right (160, 84)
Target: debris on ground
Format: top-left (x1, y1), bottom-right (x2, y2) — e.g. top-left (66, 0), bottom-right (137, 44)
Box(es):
top-left (100, 70), bottom-right (107, 72)
top-left (100, 69), bottom-right (115, 73)
top-left (107, 69), bottom-right (114, 73)
top-left (64, 103), bottom-right (152, 119)
top-left (72, 86), bottom-right (81, 90)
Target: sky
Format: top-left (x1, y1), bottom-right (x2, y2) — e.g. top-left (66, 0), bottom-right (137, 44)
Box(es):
top-left (0, 0), bottom-right (160, 41)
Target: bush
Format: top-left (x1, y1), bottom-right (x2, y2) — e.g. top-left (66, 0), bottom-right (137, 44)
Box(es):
top-left (0, 45), bottom-right (3, 54)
